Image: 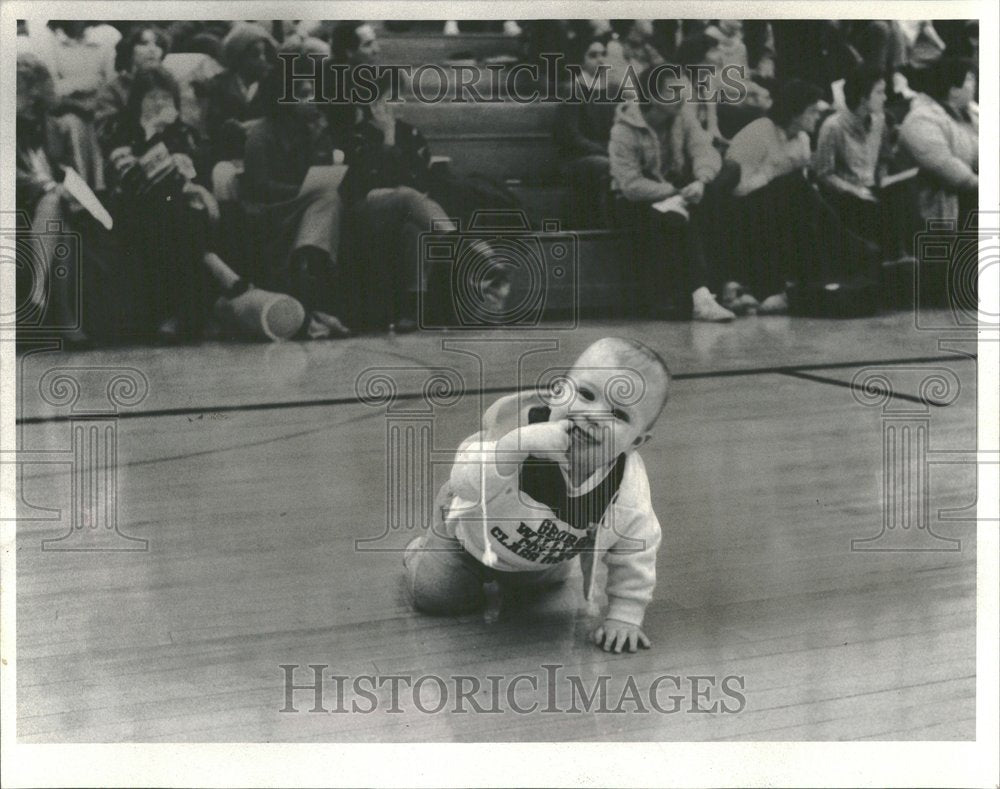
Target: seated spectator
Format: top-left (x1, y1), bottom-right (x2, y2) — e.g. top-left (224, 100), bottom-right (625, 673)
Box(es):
top-left (16, 51), bottom-right (96, 344)
top-left (608, 19), bottom-right (665, 79)
top-left (335, 69), bottom-right (458, 333)
top-left (35, 21), bottom-right (115, 191)
top-left (815, 66), bottom-right (912, 261)
top-left (675, 33), bottom-right (727, 147)
top-left (726, 78), bottom-right (879, 313)
top-left (707, 20), bottom-right (748, 71)
top-left (899, 58), bottom-right (978, 228)
top-left (103, 66), bottom-right (219, 341)
top-left (554, 34), bottom-right (620, 228)
top-left (95, 25), bottom-right (170, 148)
top-left (242, 66), bottom-right (350, 339)
top-left (201, 22), bottom-right (277, 165)
top-left (608, 65), bottom-right (745, 321)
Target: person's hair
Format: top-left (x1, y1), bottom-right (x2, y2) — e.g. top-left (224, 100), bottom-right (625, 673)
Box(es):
top-left (843, 65), bottom-right (884, 110)
top-left (330, 20), bottom-right (365, 62)
top-left (767, 78), bottom-right (823, 128)
top-left (47, 20), bottom-right (86, 38)
top-left (125, 65), bottom-right (181, 123)
top-left (567, 33), bottom-right (608, 67)
top-left (585, 337), bottom-right (672, 430)
top-left (675, 33), bottom-right (718, 68)
top-left (186, 32), bottom-right (223, 62)
top-left (16, 51), bottom-right (56, 112)
top-left (114, 25), bottom-right (171, 73)
top-left (922, 57), bottom-right (975, 102)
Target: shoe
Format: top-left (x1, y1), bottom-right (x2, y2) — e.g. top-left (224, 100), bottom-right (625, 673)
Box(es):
top-left (719, 281), bottom-right (760, 316)
top-left (503, 20), bottom-right (523, 36)
top-left (403, 535), bottom-right (425, 569)
top-left (758, 292), bottom-right (789, 315)
top-left (313, 310), bottom-right (351, 338)
top-left (443, 20), bottom-right (460, 35)
top-left (692, 287), bottom-right (736, 322)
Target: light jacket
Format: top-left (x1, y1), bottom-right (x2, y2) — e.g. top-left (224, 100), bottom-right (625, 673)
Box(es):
top-left (608, 99), bottom-right (721, 203)
top-left (436, 392), bottom-right (662, 626)
top-left (899, 93), bottom-right (978, 222)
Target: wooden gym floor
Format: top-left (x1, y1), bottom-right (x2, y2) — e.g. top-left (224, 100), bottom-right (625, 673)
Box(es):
top-left (12, 310), bottom-right (978, 741)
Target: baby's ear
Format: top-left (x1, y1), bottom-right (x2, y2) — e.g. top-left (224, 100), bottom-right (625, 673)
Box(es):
top-left (631, 432), bottom-right (651, 450)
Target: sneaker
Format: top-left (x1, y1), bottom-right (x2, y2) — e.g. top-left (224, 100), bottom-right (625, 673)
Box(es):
top-left (403, 535), bottom-right (425, 569)
top-left (758, 292), bottom-right (788, 315)
top-left (692, 287), bottom-right (736, 322)
top-left (390, 317), bottom-right (419, 334)
top-left (719, 281), bottom-right (760, 316)
top-left (305, 311), bottom-right (351, 339)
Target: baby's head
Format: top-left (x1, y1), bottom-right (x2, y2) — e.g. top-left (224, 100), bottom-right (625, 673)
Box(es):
top-left (557, 337), bottom-right (671, 472)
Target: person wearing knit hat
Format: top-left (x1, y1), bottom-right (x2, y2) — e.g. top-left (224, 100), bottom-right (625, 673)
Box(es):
top-left (201, 22), bottom-right (277, 163)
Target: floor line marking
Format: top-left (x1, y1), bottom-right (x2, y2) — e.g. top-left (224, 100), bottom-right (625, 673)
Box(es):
top-left (16, 353), bottom-right (973, 425)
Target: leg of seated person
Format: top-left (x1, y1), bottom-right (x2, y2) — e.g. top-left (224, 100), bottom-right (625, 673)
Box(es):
top-left (407, 529), bottom-right (488, 615)
top-left (566, 155), bottom-right (611, 228)
top-left (363, 186), bottom-right (457, 326)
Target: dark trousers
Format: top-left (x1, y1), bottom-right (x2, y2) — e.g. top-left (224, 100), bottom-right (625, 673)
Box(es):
top-left (563, 154), bottom-right (611, 229)
top-left (823, 182), bottom-right (919, 260)
top-left (729, 172), bottom-right (879, 298)
top-left (613, 161), bottom-right (741, 314)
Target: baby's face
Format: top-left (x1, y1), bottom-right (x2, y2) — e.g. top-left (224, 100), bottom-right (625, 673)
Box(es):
top-left (557, 345), bottom-right (666, 472)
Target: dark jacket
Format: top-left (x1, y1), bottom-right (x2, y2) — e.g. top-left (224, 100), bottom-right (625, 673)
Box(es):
top-left (242, 116), bottom-right (335, 204)
top-left (200, 70), bottom-right (269, 162)
top-left (553, 80), bottom-right (619, 159)
top-left (338, 117), bottom-right (431, 206)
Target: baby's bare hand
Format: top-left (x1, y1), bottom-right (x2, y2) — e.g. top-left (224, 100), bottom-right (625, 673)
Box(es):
top-left (592, 619), bottom-right (651, 653)
top-left (518, 419), bottom-right (571, 457)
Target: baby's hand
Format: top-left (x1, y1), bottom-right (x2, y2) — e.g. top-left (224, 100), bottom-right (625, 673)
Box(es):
top-left (592, 619), bottom-right (651, 653)
top-left (518, 419), bottom-right (571, 461)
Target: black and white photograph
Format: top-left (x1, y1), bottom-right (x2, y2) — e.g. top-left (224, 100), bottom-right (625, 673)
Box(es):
top-left (1, 2), bottom-right (997, 786)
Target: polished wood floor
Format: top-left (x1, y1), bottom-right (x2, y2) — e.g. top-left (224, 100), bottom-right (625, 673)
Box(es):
top-left (14, 311), bottom-right (978, 741)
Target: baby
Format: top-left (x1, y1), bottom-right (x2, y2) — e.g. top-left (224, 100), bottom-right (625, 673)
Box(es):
top-left (404, 337), bottom-right (669, 653)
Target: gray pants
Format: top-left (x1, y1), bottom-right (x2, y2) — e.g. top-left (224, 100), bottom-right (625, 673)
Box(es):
top-left (406, 529), bottom-right (572, 615)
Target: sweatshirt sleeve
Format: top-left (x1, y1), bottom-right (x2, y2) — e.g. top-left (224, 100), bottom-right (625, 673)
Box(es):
top-left (900, 113), bottom-right (978, 190)
top-left (448, 439), bottom-right (517, 505)
top-left (602, 511), bottom-right (661, 626)
top-left (609, 122), bottom-right (676, 202)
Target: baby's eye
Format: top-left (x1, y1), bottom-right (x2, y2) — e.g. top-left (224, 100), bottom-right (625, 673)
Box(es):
top-left (612, 408), bottom-right (630, 423)
top-left (579, 387), bottom-right (595, 401)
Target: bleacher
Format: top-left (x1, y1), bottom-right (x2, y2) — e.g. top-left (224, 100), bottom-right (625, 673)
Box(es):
top-left (378, 25), bottom-right (639, 317)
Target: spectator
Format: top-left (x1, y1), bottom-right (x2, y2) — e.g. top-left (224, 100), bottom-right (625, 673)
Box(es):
top-left (726, 78), bottom-right (875, 312)
top-left (815, 66), bottom-right (908, 259)
top-left (708, 20), bottom-right (748, 71)
top-left (95, 25), bottom-right (170, 148)
top-left (609, 65), bottom-right (745, 321)
top-left (15, 51), bottom-right (96, 344)
top-left (554, 34), bottom-right (620, 227)
top-left (242, 66), bottom-right (350, 339)
top-left (899, 58), bottom-right (978, 227)
top-left (35, 21), bottom-right (115, 191)
top-left (336, 71), bottom-right (458, 332)
top-left (104, 66), bottom-right (218, 341)
top-left (201, 22), bottom-right (277, 164)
